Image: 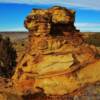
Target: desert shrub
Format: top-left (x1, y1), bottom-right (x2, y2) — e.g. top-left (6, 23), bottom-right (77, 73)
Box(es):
top-left (85, 34), bottom-right (100, 47)
top-left (0, 35), bottom-right (17, 78)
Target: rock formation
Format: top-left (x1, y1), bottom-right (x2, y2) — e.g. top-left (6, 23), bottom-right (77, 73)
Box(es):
top-left (12, 6), bottom-right (100, 97)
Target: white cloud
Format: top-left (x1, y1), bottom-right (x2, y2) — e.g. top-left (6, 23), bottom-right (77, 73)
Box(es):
top-left (0, 0), bottom-right (100, 10)
top-left (75, 22), bottom-right (100, 27)
top-left (0, 22), bottom-right (100, 32)
top-left (75, 22), bottom-right (100, 32)
top-left (0, 27), bottom-right (27, 32)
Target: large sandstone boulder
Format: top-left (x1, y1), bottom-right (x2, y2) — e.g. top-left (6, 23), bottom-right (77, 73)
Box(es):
top-left (12, 6), bottom-right (100, 97)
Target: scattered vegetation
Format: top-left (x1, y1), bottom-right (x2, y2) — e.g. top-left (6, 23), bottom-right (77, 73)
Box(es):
top-left (84, 33), bottom-right (100, 47)
top-left (0, 35), bottom-right (17, 78)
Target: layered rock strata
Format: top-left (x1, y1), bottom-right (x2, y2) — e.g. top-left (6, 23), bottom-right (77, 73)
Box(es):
top-left (12, 6), bottom-right (100, 96)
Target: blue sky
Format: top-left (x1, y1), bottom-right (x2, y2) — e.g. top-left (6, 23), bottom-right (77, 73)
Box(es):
top-left (0, 0), bottom-right (100, 32)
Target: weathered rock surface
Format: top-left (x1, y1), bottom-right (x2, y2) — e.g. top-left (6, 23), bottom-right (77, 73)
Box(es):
top-left (12, 6), bottom-right (100, 97)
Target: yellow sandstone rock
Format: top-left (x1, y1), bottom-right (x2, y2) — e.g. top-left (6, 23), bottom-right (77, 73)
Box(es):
top-left (12, 6), bottom-right (100, 96)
